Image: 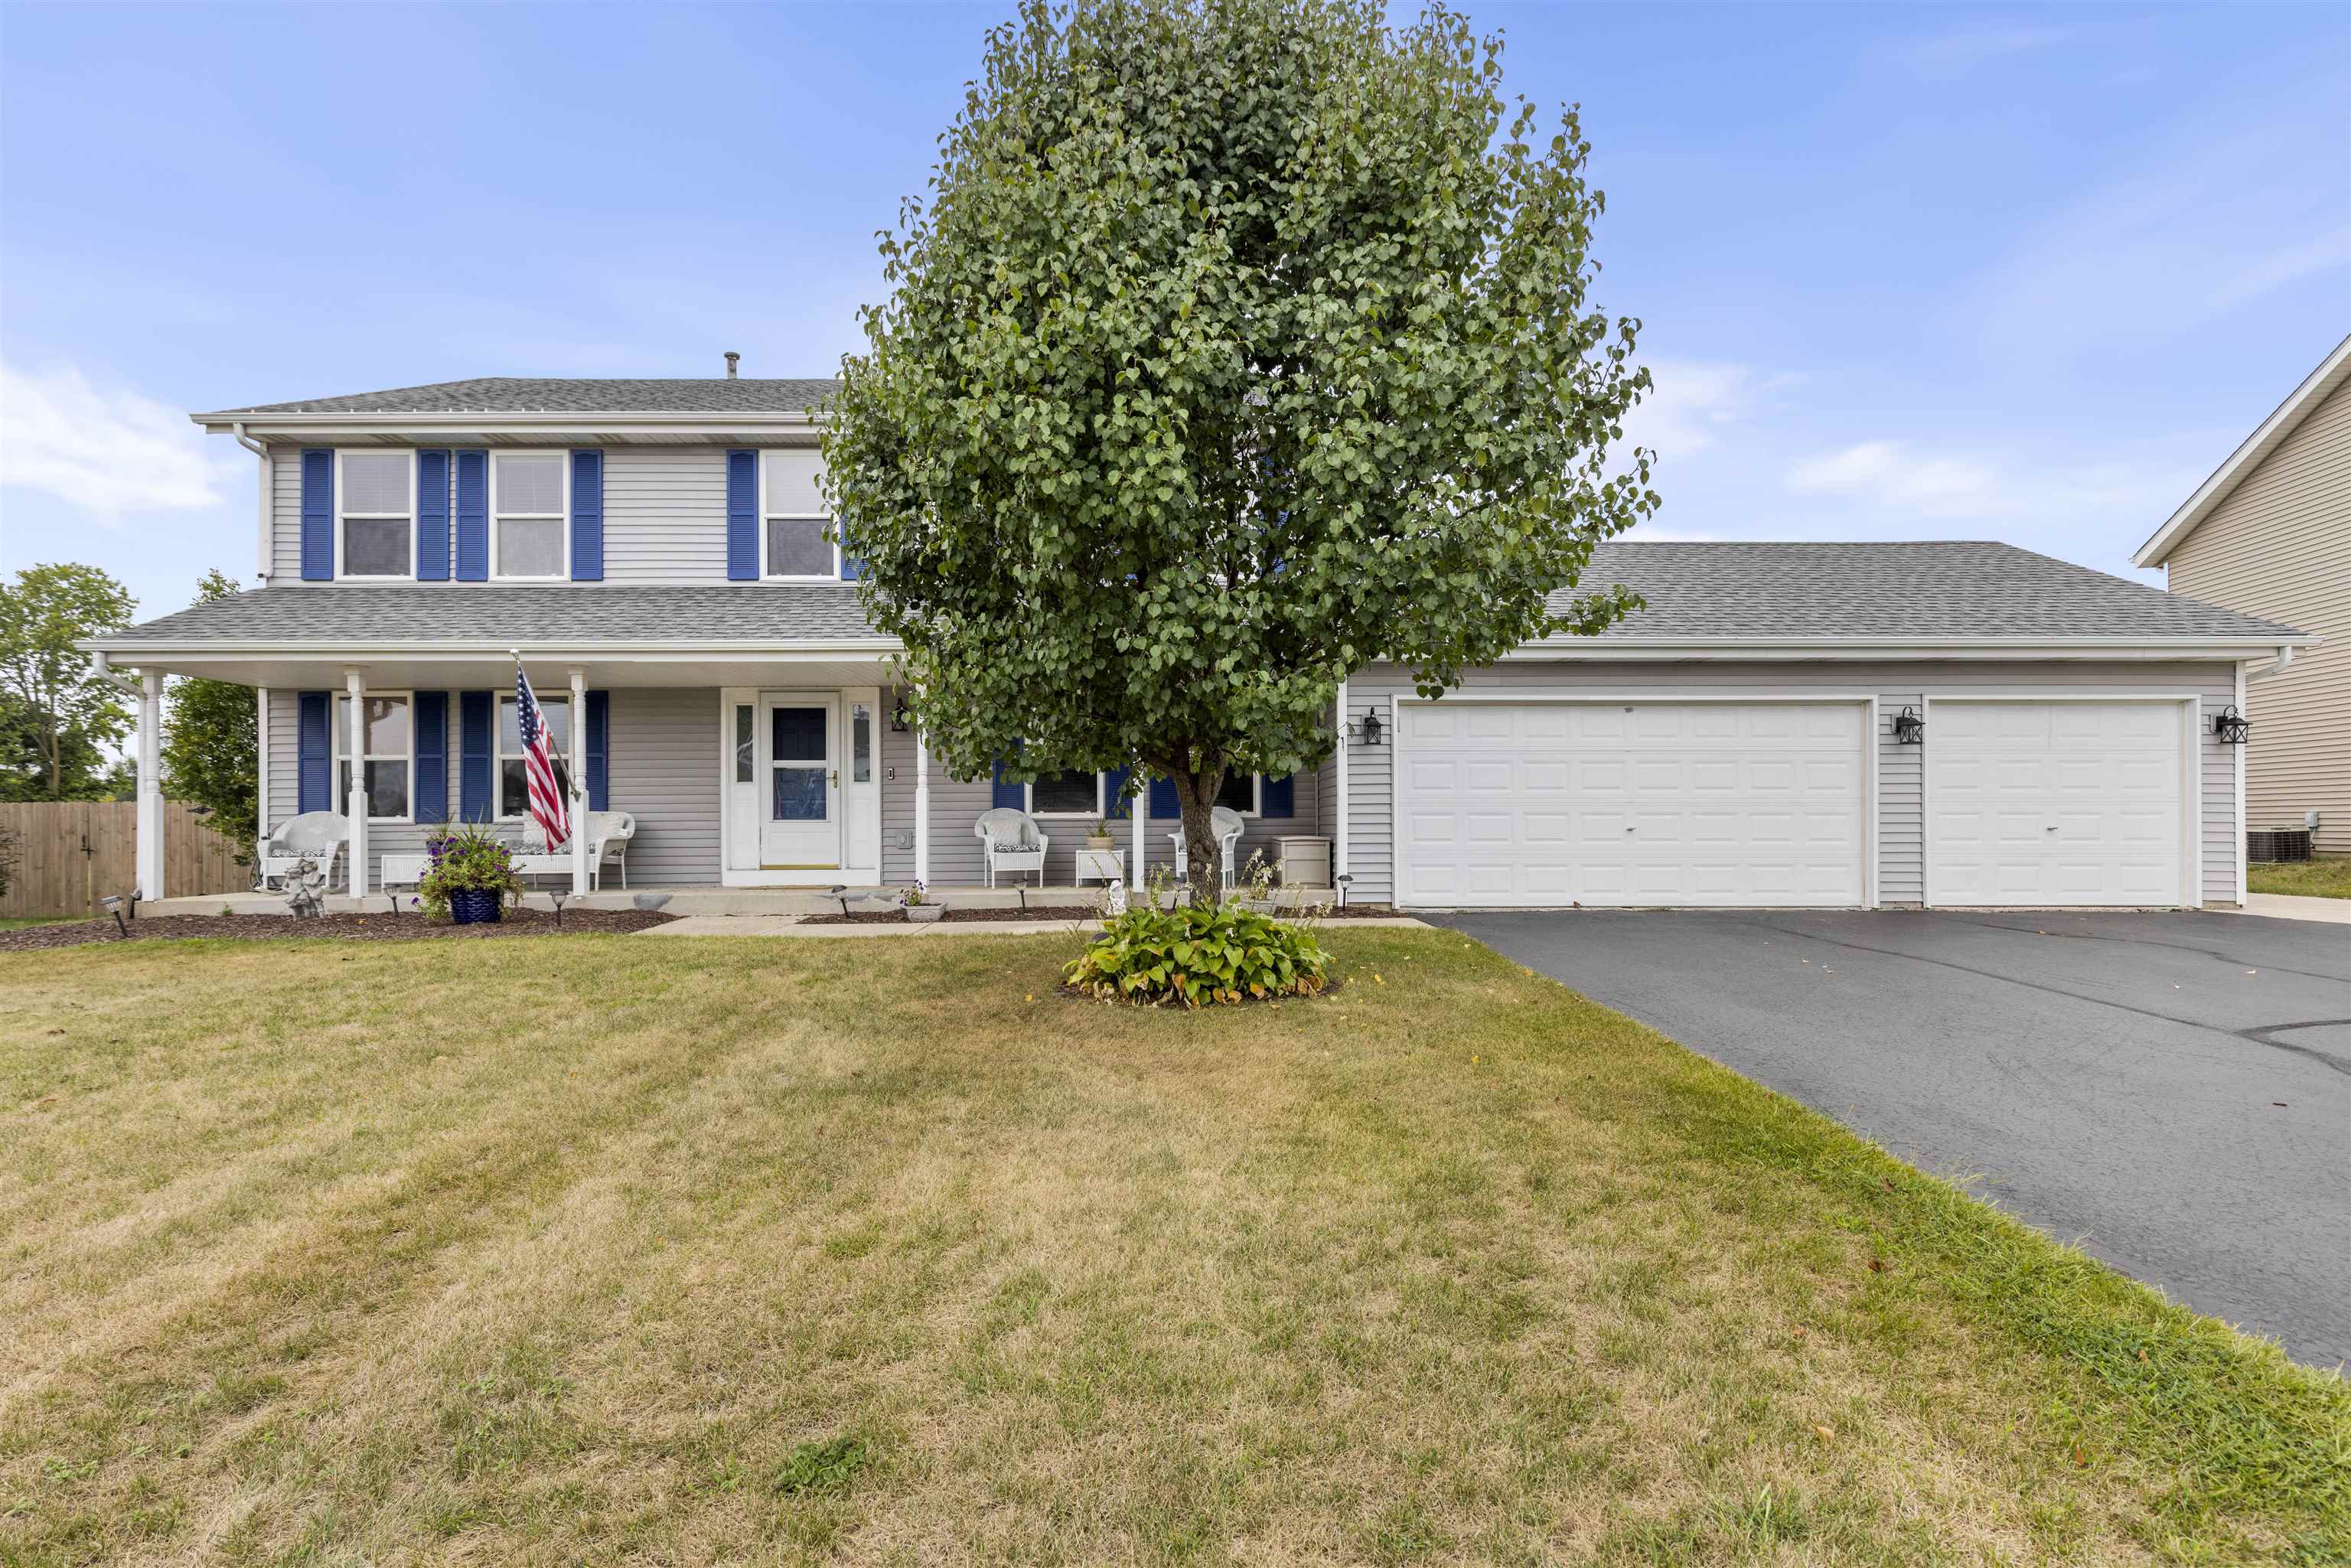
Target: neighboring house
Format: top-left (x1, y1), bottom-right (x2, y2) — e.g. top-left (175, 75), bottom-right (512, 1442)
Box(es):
top-left (88, 373), bottom-right (2312, 911)
top-left (2133, 334), bottom-right (2348, 857)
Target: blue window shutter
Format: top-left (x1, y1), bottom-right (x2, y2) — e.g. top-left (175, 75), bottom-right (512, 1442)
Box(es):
top-left (991, 757), bottom-right (1024, 810)
top-left (458, 690), bottom-right (494, 820)
top-left (299, 450), bottom-right (334, 580)
top-left (455, 451), bottom-right (489, 581)
top-left (412, 691), bottom-right (449, 820)
top-left (1260, 773), bottom-right (1294, 819)
top-left (1149, 776), bottom-right (1179, 818)
top-left (1104, 764), bottom-right (1133, 815)
top-left (414, 450), bottom-right (452, 580)
top-left (298, 691), bottom-right (331, 811)
top-left (569, 449), bottom-right (604, 580)
top-left (726, 449), bottom-right (758, 580)
top-left (585, 690), bottom-right (610, 810)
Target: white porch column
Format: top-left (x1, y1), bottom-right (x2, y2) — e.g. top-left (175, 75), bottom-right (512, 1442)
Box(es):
top-left (255, 686), bottom-right (271, 850)
top-left (569, 667), bottom-right (590, 895)
top-left (914, 728), bottom-right (931, 885)
top-left (1333, 678), bottom-right (1350, 881)
top-left (135, 670), bottom-right (165, 901)
top-left (344, 667), bottom-right (367, 896)
top-left (1130, 769), bottom-right (1145, 888)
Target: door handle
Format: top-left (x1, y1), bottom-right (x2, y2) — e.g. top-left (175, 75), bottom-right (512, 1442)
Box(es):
top-left (830, 769), bottom-right (840, 787)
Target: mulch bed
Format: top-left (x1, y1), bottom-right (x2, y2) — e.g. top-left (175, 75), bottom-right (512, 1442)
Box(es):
top-left (0, 908), bottom-right (679, 953)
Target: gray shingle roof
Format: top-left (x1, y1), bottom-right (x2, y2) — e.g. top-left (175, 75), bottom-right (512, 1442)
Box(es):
top-left (98, 542), bottom-right (2303, 648)
top-left (1564, 540), bottom-right (2304, 641)
top-left (201, 377), bottom-right (841, 416)
top-left (103, 585), bottom-right (879, 644)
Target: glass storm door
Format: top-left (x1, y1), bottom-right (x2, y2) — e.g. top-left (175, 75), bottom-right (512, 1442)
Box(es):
top-left (760, 695), bottom-right (840, 867)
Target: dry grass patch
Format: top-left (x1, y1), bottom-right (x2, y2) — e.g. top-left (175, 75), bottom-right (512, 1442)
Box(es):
top-left (2, 931), bottom-right (2343, 1565)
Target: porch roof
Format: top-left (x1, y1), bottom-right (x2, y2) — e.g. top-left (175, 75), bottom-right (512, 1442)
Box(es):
top-left (95, 583), bottom-right (888, 650)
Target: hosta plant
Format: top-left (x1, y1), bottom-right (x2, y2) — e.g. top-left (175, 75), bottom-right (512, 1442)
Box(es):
top-left (1065, 901), bottom-right (1329, 1008)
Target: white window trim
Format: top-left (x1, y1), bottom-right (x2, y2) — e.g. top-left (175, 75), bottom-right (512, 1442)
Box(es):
top-left (490, 450), bottom-right (571, 582)
top-left (334, 448), bottom-right (417, 582)
top-left (494, 691), bottom-right (574, 821)
top-left (1215, 773), bottom-right (1264, 819)
top-left (332, 689), bottom-right (415, 823)
top-left (1027, 768), bottom-right (1107, 820)
top-left (760, 450), bottom-right (840, 582)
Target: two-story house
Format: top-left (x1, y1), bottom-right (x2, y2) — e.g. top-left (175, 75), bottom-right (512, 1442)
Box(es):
top-left (90, 371), bottom-right (2310, 911)
top-left (2134, 334), bottom-right (2347, 859)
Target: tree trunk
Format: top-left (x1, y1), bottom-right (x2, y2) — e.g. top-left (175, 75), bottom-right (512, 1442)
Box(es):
top-left (1173, 765), bottom-right (1224, 908)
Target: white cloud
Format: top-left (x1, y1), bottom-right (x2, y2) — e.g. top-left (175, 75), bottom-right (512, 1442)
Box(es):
top-left (1785, 438), bottom-right (2203, 533)
top-left (0, 360), bottom-right (235, 520)
top-left (1895, 21), bottom-right (2072, 75)
top-left (1619, 360), bottom-right (1792, 463)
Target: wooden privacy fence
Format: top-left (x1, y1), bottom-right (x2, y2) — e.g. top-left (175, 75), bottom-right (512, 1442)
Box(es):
top-left (0, 801), bottom-right (248, 918)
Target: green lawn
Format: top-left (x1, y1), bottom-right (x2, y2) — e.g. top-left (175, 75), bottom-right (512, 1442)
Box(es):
top-left (2247, 856), bottom-right (2351, 900)
top-left (2, 930), bottom-right (2343, 1564)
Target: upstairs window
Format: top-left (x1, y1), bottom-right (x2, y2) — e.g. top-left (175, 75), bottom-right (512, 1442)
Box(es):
top-left (338, 451), bottom-right (413, 577)
top-left (762, 449), bottom-right (839, 579)
top-left (493, 453), bottom-right (568, 579)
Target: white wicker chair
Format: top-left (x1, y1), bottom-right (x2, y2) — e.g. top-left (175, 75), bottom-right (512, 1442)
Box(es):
top-left (586, 810), bottom-right (636, 890)
top-left (257, 811), bottom-right (348, 892)
top-left (974, 807), bottom-right (1048, 889)
top-left (1168, 805), bottom-right (1247, 893)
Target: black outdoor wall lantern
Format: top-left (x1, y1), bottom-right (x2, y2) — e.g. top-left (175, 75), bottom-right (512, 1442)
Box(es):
top-left (889, 696), bottom-right (911, 734)
top-left (1890, 706), bottom-right (1924, 745)
top-left (1348, 709), bottom-right (1384, 747)
top-left (2212, 705), bottom-right (2251, 745)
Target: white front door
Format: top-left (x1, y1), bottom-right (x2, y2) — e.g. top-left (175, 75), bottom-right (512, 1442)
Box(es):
top-left (760, 693), bottom-right (841, 869)
top-left (1928, 700), bottom-right (2187, 906)
top-left (1397, 699), bottom-right (1869, 908)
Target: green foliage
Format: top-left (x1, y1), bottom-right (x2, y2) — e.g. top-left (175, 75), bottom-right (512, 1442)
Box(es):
top-left (1064, 898), bottom-right (1330, 1006)
top-left (771, 1436), bottom-right (871, 1498)
top-left (416, 823), bottom-right (520, 919)
top-left (827, 0), bottom-right (1656, 892)
top-left (161, 572), bottom-right (259, 859)
top-left (0, 562), bottom-right (136, 800)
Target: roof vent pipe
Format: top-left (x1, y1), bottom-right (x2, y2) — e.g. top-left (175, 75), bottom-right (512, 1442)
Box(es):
top-left (724, 351), bottom-right (740, 380)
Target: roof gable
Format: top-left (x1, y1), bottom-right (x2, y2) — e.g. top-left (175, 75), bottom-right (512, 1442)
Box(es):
top-left (2134, 334), bottom-right (2351, 568)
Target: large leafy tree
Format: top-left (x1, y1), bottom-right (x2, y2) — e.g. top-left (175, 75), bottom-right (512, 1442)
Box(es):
top-left (161, 570), bottom-right (260, 859)
top-left (826, 0), bottom-right (1656, 894)
top-left (0, 562), bottom-right (135, 801)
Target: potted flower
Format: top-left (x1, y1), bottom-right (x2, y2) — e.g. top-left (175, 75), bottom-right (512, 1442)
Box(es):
top-left (419, 822), bottom-right (520, 924)
top-left (902, 879), bottom-right (944, 923)
top-left (1085, 820), bottom-right (1116, 849)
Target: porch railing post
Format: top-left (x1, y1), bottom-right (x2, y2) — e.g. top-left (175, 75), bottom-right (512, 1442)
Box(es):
top-left (569, 667), bottom-right (589, 895)
top-left (344, 667), bottom-right (367, 898)
top-left (914, 725), bottom-right (931, 886)
top-left (1130, 768), bottom-right (1144, 889)
top-left (137, 670), bottom-right (165, 901)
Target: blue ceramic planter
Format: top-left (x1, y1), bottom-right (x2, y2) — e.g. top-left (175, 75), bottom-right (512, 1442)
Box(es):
top-left (448, 888), bottom-right (504, 926)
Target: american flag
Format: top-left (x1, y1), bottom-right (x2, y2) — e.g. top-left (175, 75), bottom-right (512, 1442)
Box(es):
top-left (514, 660), bottom-right (569, 849)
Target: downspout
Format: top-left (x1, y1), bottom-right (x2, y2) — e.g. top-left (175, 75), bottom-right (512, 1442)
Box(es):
top-left (233, 422), bottom-right (272, 581)
top-left (2246, 644), bottom-right (2298, 682)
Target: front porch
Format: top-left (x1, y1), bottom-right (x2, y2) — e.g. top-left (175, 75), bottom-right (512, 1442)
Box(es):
top-left (138, 881), bottom-right (1360, 920)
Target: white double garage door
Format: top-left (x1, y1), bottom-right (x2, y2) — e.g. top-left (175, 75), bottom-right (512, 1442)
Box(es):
top-left (1396, 697), bottom-right (2192, 909)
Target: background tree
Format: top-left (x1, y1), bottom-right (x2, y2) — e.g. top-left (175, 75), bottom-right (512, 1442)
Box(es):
top-left (161, 570), bottom-right (259, 859)
top-left (826, 0), bottom-right (1656, 896)
top-left (0, 563), bottom-right (135, 801)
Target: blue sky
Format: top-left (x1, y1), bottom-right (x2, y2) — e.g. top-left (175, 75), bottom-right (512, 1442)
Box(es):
top-left (2, 1), bottom-right (2345, 623)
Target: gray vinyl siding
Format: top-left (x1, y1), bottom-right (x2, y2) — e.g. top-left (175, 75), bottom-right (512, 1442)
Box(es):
top-left (1340, 660), bottom-right (2242, 909)
top-left (604, 449), bottom-right (729, 583)
top-left (268, 450), bottom-right (305, 580)
top-left (606, 688), bottom-right (720, 885)
top-left (264, 685), bottom-right (718, 890)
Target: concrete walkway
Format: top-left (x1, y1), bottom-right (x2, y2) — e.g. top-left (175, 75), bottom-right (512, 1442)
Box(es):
top-left (641, 914), bottom-right (1430, 937)
top-left (2235, 893), bottom-right (2351, 925)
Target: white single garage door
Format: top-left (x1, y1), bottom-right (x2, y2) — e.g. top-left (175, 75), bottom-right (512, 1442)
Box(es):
top-left (1396, 701), bottom-right (1868, 908)
top-left (1927, 701), bottom-right (2187, 907)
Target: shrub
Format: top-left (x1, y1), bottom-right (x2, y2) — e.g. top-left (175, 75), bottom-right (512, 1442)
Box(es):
top-left (416, 822), bottom-right (520, 920)
top-left (1065, 900), bottom-right (1330, 1006)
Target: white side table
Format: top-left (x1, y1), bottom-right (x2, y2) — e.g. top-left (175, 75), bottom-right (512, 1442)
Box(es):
top-left (1074, 847), bottom-right (1126, 888)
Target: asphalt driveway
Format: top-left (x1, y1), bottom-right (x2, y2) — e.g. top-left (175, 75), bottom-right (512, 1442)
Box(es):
top-left (1433, 908), bottom-right (2351, 1368)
